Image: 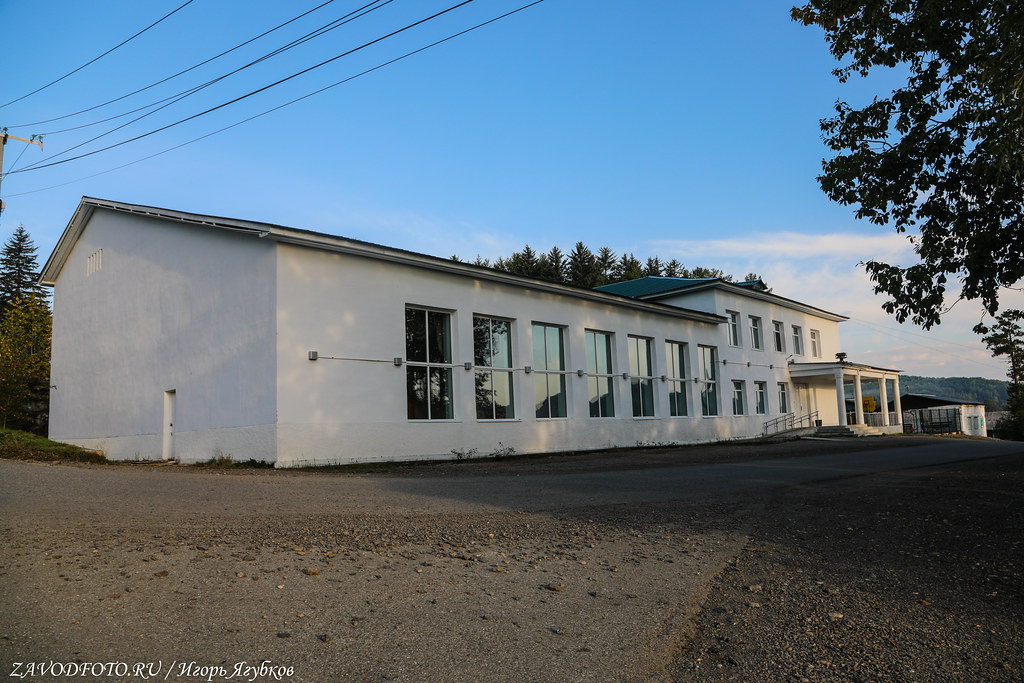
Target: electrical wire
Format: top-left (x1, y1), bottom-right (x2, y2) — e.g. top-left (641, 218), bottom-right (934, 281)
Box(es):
top-left (5, 0), bottom-right (343, 131)
top-left (3, 0), bottom-right (547, 198)
top-left (7, 0), bottom-right (481, 176)
top-left (0, 0), bottom-right (197, 110)
top-left (10, 0), bottom-right (394, 170)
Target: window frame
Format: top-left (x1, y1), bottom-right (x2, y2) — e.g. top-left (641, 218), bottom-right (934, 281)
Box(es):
top-left (792, 325), bottom-right (804, 356)
top-left (726, 311), bottom-right (741, 347)
top-left (405, 306), bottom-right (455, 421)
top-left (532, 322), bottom-right (568, 419)
top-left (698, 345), bottom-right (719, 417)
top-left (772, 320), bottom-right (786, 353)
top-left (754, 381), bottom-right (768, 415)
top-left (585, 329), bottom-right (616, 418)
top-left (473, 315), bottom-right (516, 421)
top-left (628, 335), bottom-right (656, 418)
top-left (666, 340), bottom-right (689, 417)
top-left (749, 316), bottom-right (763, 351)
top-left (778, 382), bottom-right (790, 414)
top-left (731, 380), bottom-right (746, 416)
top-left (810, 329), bottom-right (821, 358)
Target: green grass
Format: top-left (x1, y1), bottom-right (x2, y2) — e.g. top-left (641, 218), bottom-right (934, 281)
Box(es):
top-left (0, 429), bottom-right (107, 464)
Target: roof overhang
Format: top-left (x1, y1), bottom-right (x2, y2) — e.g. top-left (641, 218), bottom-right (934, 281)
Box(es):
top-left (40, 197), bottom-right (726, 326)
top-left (639, 280), bottom-right (849, 323)
top-left (788, 361), bottom-right (902, 378)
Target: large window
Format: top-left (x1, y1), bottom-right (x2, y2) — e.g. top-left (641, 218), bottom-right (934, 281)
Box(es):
top-left (792, 325), bottom-right (804, 355)
top-left (473, 316), bottom-right (515, 420)
top-left (772, 321), bottom-right (785, 353)
top-left (585, 330), bottom-right (615, 417)
top-left (754, 381), bottom-right (767, 415)
top-left (749, 316), bottom-right (763, 350)
top-left (628, 336), bottom-right (655, 417)
top-left (731, 380), bottom-right (746, 415)
top-left (699, 345), bottom-right (719, 417)
top-left (666, 341), bottom-right (689, 417)
top-left (778, 382), bottom-right (790, 414)
top-left (727, 311), bottom-right (741, 346)
top-left (406, 307), bottom-right (454, 420)
top-left (532, 323), bottom-right (567, 418)
top-left (810, 329), bottom-right (821, 358)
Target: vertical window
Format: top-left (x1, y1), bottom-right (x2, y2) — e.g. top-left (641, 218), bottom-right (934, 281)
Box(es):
top-left (699, 345), bottom-right (719, 417)
top-left (585, 330), bottom-right (615, 417)
top-left (810, 329), bottom-right (821, 358)
top-left (406, 307), bottom-right (453, 420)
top-left (772, 321), bottom-right (785, 353)
top-left (792, 325), bottom-right (804, 355)
top-left (749, 316), bottom-right (763, 350)
top-left (778, 382), bottom-right (790, 413)
top-left (532, 323), bottom-right (567, 418)
top-left (473, 316), bottom-right (515, 420)
top-left (732, 380), bottom-right (746, 415)
top-left (754, 381), bottom-right (767, 415)
top-left (666, 341), bottom-right (689, 417)
top-left (628, 336), bottom-right (655, 417)
top-left (727, 311), bottom-right (741, 346)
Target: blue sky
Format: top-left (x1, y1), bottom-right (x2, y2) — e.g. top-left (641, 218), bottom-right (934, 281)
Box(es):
top-left (1, 0), bottom-right (1017, 380)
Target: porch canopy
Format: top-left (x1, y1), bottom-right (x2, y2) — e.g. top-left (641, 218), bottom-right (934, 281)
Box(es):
top-left (789, 360), bottom-right (902, 427)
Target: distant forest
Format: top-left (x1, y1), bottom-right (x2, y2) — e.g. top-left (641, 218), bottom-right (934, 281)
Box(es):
top-left (450, 242), bottom-right (758, 289)
top-left (899, 375), bottom-right (1008, 409)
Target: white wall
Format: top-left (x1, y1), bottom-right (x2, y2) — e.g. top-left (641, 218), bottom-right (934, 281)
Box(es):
top-left (273, 245), bottom-right (797, 465)
top-left (48, 211), bottom-right (278, 462)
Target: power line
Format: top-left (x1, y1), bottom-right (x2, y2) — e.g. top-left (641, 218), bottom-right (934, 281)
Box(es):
top-left (4, 0), bottom-right (548, 198)
top-left (8, 0), bottom-right (481, 176)
top-left (0, 0), bottom-right (197, 110)
top-left (6, 0), bottom-right (343, 131)
top-left (9, 0), bottom-right (394, 171)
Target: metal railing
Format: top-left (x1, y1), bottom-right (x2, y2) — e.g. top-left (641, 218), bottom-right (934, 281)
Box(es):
top-left (763, 410), bottom-right (819, 437)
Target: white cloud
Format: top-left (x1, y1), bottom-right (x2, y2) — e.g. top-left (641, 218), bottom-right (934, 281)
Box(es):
top-left (651, 231), bottom-right (916, 264)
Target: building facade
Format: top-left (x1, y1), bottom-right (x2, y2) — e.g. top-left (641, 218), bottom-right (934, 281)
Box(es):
top-left (41, 198), bottom-right (903, 466)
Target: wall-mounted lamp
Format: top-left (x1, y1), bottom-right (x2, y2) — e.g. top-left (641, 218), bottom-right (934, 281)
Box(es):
top-left (464, 362), bottom-right (473, 371)
top-left (747, 361), bottom-right (752, 367)
top-left (622, 372), bottom-right (629, 380)
top-left (524, 365), bottom-right (532, 374)
top-left (577, 369), bottom-right (585, 377)
top-left (308, 351), bottom-right (318, 361)
top-left (660, 375), bottom-right (667, 382)
top-left (722, 359), bottom-right (728, 365)
top-left (393, 357), bottom-right (403, 367)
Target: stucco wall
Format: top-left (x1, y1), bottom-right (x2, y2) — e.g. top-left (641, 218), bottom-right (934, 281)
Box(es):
top-left (48, 210), bottom-right (278, 462)
top-left (272, 246), bottom-right (821, 466)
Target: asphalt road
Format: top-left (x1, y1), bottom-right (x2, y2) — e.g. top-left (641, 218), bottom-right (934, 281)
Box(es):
top-left (1, 437), bottom-right (1021, 682)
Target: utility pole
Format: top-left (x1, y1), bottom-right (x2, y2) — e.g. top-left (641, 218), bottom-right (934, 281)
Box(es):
top-left (0, 132), bottom-right (44, 216)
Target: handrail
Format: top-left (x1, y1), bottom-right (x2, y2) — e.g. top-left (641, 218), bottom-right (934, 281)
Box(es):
top-left (763, 410), bottom-right (819, 436)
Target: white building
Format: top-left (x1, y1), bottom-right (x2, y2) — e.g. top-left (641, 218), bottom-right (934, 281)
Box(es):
top-left (40, 198), bottom-right (904, 466)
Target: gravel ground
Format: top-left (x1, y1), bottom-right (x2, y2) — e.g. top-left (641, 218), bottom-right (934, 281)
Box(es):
top-left (1, 436), bottom-right (1021, 682)
top-left (670, 452), bottom-right (1024, 682)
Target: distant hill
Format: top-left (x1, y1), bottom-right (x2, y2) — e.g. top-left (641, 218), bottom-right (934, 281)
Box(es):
top-left (899, 375), bottom-right (1008, 408)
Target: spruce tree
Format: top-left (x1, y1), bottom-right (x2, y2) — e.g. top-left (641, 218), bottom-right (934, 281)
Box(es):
top-left (0, 225), bottom-right (45, 315)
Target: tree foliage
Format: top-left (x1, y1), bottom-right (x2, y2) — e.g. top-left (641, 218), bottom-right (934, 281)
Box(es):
top-left (454, 243), bottom-right (750, 289)
top-left (0, 294), bottom-right (51, 432)
top-left (980, 309), bottom-right (1024, 439)
top-left (793, 0), bottom-right (1024, 328)
top-left (0, 225), bottom-right (45, 314)
top-left (0, 227), bottom-right (51, 433)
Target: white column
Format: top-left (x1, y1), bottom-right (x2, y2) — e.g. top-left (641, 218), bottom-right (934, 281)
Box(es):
top-left (879, 375), bottom-right (890, 426)
top-left (854, 371), bottom-right (864, 426)
top-left (835, 369), bottom-right (847, 426)
top-left (893, 375), bottom-right (903, 426)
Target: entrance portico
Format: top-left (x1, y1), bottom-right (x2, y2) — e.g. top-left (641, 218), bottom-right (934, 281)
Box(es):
top-left (789, 361), bottom-right (903, 433)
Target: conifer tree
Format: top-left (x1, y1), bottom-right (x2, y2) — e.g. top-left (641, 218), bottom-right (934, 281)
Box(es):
top-left (567, 242), bottom-right (599, 288)
top-left (0, 225), bottom-right (45, 316)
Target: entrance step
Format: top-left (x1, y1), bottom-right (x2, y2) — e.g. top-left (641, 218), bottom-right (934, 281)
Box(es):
top-left (815, 424), bottom-right (885, 437)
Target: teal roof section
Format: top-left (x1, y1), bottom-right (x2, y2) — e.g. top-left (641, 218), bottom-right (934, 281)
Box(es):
top-left (595, 276), bottom-right (770, 299)
top-left (594, 276), bottom-right (718, 298)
